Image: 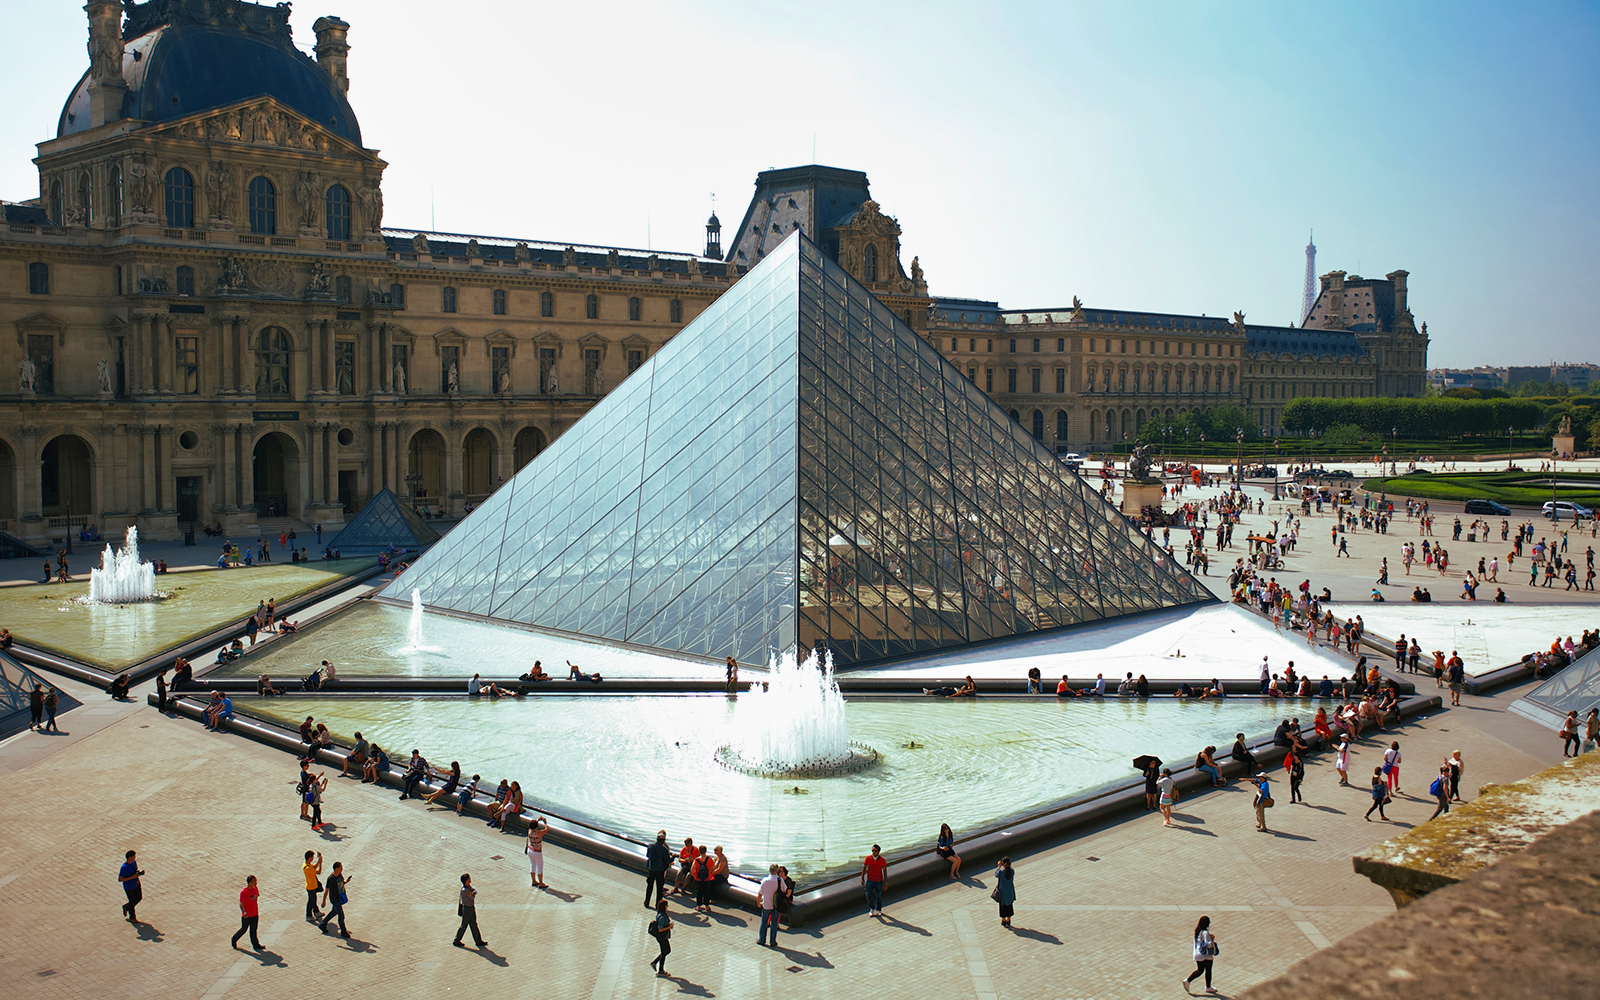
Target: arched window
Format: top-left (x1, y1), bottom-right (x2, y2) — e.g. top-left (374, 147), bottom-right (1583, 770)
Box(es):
top-left (492, 289), bottom-right (507, 315)
top-left (107, 165), bottom-right (123, 226)
top-left (1056, 410), bottom-right (1069, 441)
top-left (442, 286), bottom-right (457, 313)
top-left (247, 176), bottom-right (276, 234)
top-left (540, 291), bottom-right (553, 317)
top-left (628, 296), bottom-right (641, 321)
top-left (175, 265), bottom-right (194, 296)
top-left (1008, 409), bottom-right (1020, 423)
top-left (862, 244), bottom-right (878, 281)
top-left (585, 294), bottom-right (598, 319)
top-left (163, 168), bottom-right (193, 228)
top-left (669, 298), bottom-right (682, 323)
top-left (325, 184), bottom-right (351, 241)
top-left (78, 173), bottom-right (92, 224)
top-left (49, 180), bottom-right (63, 225)
top-left (1031, 410), bottom-right (1045, 440)
top-left (255, 327), bottom-right (291, 396)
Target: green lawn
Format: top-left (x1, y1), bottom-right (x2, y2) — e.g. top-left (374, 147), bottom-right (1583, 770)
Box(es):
top-left (1360, 470), bottom-right (1600, 508)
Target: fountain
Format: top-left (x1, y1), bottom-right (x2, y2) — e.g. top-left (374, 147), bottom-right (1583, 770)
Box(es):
top-left (86, 527), bottom-right (165, 604)
top-left (398, 588), bottom-right (440, 653)
top-left (715, 648), bottom-right (881, 778)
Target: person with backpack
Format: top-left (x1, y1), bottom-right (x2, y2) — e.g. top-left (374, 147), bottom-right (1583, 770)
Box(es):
top-left (691, 846), bottom-right (714, 913)
top-left (1183, 915), bottom-right (1219, 994)
top-left (646, 897), bottom-right (672, 976)
top-left (1428, 765), bottom-right (1452, 820)
top-left (296, 761), bottom-right (314, 822)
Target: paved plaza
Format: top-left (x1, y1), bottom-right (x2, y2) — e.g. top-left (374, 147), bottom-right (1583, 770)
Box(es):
top-left (0, 656), bottom-right (1563, 1000)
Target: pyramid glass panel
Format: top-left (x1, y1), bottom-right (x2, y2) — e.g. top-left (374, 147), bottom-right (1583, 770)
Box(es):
top-left (398, 233), bottom-right (1211, 667)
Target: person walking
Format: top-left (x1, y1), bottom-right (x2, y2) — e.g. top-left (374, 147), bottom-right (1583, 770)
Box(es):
top-left (757, 864), bottom-right (782, 946)
top-left (231, 875), bottom-right (263, 950)
top-left (1286, 749), bottom-right (1305, 804)
top-left (1184, 915), bottom-right (1219, 994)
top-left (318, 862), bottom-right (350, 937)
top-left (1383, 741), bottom-right (1402, 793)
top-left (1365, 766), bottom-right (1391, 821)
top-left (1251, 771), bottom-right (1272, 833)
top-left (526, 816), bottom-right (547, 889)
top-left (1335, 736), bottom-right (1351, 785)
top-left (645, 830), bottom-right (672, 908)
top-left (302, 850), bottom-right (323, 921)
top-left (118, 849), bottom-right (144, 923)
top-left (647, 898), bottom-right (672, 976)
top-left (28, 683), bottom-right (44, 731)
top-left (453, 873), bottom-right (486, 948)
top-left (1560, 711), bottom-right (1581, 757)
top-left (993, 856), bottom-right (1016, 927)
top-left (42, 686), bottom-right (60, 732)
top-left (1157, 767), bottom-right (1176, 827)
top-left (1428, 765), bottom-right (1453, 820)
top-left (861, 844), bottom-right (888, 916)
top-left (1448, 750), bottom-right (1465, 801)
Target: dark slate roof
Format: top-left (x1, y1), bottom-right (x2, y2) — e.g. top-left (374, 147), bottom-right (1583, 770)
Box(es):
top-left (59, 0), bottom-right (361, 145)
top-left (935, 297), bottom-right (1001, 324)
top-left (1004, 307), bottom-right (1234, 332)
top-left (1245, 325), bottom-right (1367, 358)
top-left (2, 203), bottom-right (49, 225)
top-left (381, 229), bottom-right (736, 279)
top-left (728, 165), bottom-right (872, 264)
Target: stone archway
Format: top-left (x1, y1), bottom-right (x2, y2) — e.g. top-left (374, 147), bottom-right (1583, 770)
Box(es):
top-left (407, 428), bottom-right (445, 501)
top-left (252, 431), bottom-right (299, 519)
top-left (462, 428), bottom-right (497, 499)
top-left (42, 434), bottom-right (92, 527)
top-left (513, 426), bottom-right (546, 473)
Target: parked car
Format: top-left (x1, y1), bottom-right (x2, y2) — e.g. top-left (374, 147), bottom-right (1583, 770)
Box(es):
top-left (1543, 501), bottom-right (1594, 521)
top-left (1463, 499), bottom-right (1512, 516)
top-left (1323, 469), bottom-right (1355, 480)
top-left (1056, 449), bottom-right (1083, 470)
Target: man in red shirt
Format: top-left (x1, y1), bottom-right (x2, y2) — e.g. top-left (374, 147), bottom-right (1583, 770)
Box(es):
top-left (231, 875), bottom-right (262, 950)
top-left (861, 845), bottom-right (889, 916)
top-left (673, 838), bottom-right (695, 896)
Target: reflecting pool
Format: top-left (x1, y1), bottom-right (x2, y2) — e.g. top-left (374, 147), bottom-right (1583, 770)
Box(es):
top-left (208, 600), bottom-right (722, 680)
top-left (245, 694), bottom-right (1285, 880)
top-left (0, 559), bottom-right (374, 669)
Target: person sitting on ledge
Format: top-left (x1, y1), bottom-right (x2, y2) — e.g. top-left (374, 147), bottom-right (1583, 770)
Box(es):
top-left (1266, 675), bottom-right (1285, 698)
top-left (1078, 673), bottom-right (1107, 698)
top-left (1494, 588), bottom-right (1507, 603)
top-left (1318, 675), bottom-right (1335, 698)
top-left (1230, 733), bottom-right (1258, 773)
top-left (258, 674), bottom-right (281, 697)
top-left (1055, 674), bottom-right (1071, 697)
top-left (1117, 672), bottom-right (1135, 696)
top-left (519, 661), bottom-right (551, 683)
top-left (0, 627), bottom-right (13, 651)
top-left (566, 661), bottom-right (604, 683)
top-left (278, 619), bottom-right (299, 634)
top-left (927, 676), bottom-right (977, 698)
top-left (108, 673), bottom-right (132, 700)
top-left (1176, 682), bottom-right (1194, 699)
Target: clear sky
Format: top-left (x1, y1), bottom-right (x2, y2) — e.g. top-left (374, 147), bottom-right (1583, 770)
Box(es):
top-left (3, 1), bottom-right (1596, 368)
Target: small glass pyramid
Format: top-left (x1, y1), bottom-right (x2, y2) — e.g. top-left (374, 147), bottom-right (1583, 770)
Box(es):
top-left (398, 234), bottom-right (1211, 666)
top-left (329, 487), bottom-right (442, 554)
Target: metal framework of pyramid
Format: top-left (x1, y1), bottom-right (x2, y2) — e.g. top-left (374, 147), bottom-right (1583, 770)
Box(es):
top-left (329, 487), bottom-right (442, 554)
top-left (1511, 645), bottom-right (1600, 730)
top-left (398, 234), bottom-right (1212, 666)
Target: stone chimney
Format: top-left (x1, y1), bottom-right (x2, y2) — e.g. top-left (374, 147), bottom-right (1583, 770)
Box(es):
top-left (1386, 269), bottom-right (1409, 316)
top-left (314, 16), bottom-right (351, 93)
top-left (85, 0), bottom-right (126, 127)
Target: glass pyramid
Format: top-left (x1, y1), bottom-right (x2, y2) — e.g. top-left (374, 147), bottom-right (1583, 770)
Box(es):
top-left (398, 233), bottom-right (1212, 667)
top-left (0, 653), bottom-right (68, 727)
top-left (329, 487), bottom-right (442, 554)
top-left (1512, 646), bottom-right (1600, 728)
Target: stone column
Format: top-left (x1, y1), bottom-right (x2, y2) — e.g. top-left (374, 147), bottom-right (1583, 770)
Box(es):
top-left (18, 424), bottom-right (41, 526)
top-left (377, 323), bottom-right (391, 392)
top-left (216, 423), bottom-right (235, 509)
top-left (127, 313), bottom-right (146, 395)
top-left (321, 320), bottom-right (335, 393)
top-left (158, 423), bottom-right (175, 510)
top-left (374, 422), bottom-right (387, 494)
top-left (138, 426), bottom-right (155, 513)
top-left (443, 420), bottom-right (461, 513)
top-left (238, 425), bottom-right (253, 513)
top-left (215, 315), bottom-right (233, 394)
top-left (240, 323), bottom-right (257, 397)
top-left (305, 421), bottom-right (322, 506)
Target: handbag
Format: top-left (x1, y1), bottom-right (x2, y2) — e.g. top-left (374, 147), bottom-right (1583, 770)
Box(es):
top-left (1261, 795), bottom-right (1275, 808)
top-left (989, 886), bottom-right (1001, 902)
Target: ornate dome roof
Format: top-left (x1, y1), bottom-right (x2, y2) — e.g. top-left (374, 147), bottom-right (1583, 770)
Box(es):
top-left (58, 0), bottom-right (361, 145)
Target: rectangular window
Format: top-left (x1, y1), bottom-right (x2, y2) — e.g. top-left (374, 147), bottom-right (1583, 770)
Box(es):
top-left (986, 339), bottom-right (992, 352)
top-left (1030, 368), bottom-right (1041, 393)
top-left (1120, 339), bottom-right (1127, 353)
top-left (1055, 367), bottom-right (1065, 393)
top-left (628, 297), bottom-right (641, 321)
top-left (1135, 340), bottom-right (1142, 354)
top-left (584, 348), bottom-right (601, 394)
top-left (27, 334), bottom-right (54, 394)
top-left (1009, 339), bottom-right (1017, 353)
top-left (1057, 338), bottom-right (1064, 352)
top-left (176, 335), bottom-right (199, 394)
top-left (586, 294), bottom-right (598, 319)
top-left (175, 266), bottom-right (194, 296)
top-left (627, 349), bottom-right (644, 374)
top-left (985, 368), bottom-right (993, 393)
top-left (493, 289), bottom-right (507, 315)
top-left (492, 346), bottom-right (511, 392)
top-left (540, 291), bottom-right (554, 317)
top-left (539, 348), bottom-right (557, 393)
top-left (391, 344), bottom-right (409, 394)
top-left (442, 286), bottom-right (457, 313)
top-left (1205, 343), bottom-right (1211, 357)
top-left (670, 299), bottom-right (682, 323)
top-left (951, 338), bottom-right (958, 352)
top-left (1164, 342), bottom-right (1170, 355)
top-left (1032, 338), bottom-right (1040, 353)
top-left (969, 339), bottom-right (976, 352)
top-left (440, 345), bottom-right (459, 393)
top-left (335, 275), bottom-right (351, 303)
top-left (967, 367), bottom-right (976, 383)
top-left (28, 262), bottom-right (49, 295)
top-left (335, 340), bottom-right (355, 395)
top-left (1007, 368), bottom-right (1017, 393)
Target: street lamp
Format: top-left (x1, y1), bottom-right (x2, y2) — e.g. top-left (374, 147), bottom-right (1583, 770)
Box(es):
top-left (1507, 424), bottom-right (1515, 472)
top-left (1234, 427), bottom-right (1245, 485)
top-left (405, 471), bottom-right (423, 513)
top-left (1391, 425), bottom-right (1399, 476)
top-left (1307, 426), bottom-right (1317, 475)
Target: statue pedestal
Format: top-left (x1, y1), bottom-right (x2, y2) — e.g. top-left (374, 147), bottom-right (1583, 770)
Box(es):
top-left (1553, 435), bottom-right (1576, 458)
top-left (1121, 480), bottom-right (1165, 517)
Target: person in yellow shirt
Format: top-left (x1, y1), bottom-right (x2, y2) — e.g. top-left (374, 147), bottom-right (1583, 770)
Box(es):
top-left (303, 849), bottom-right (323, 922)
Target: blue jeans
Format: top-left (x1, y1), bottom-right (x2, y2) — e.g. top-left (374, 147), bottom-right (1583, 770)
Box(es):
top-left (759, 908), bottom-right (779, 944)
top-left (864, 879), bottom-right (883, 912)
top-left (1027, 680), bottom-right (1042, 694)
top-left (1198, 763), bottom-right (1223, 784)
